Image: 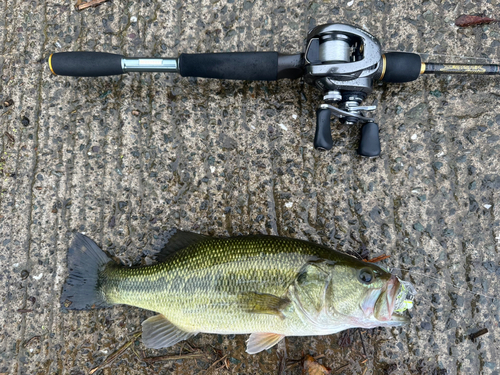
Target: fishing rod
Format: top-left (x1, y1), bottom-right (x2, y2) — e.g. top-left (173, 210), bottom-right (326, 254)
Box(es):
top-left (48, 23), bottom-right (500, 157)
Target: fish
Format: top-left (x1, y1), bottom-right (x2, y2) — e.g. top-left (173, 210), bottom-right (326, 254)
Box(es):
top-left (60, 231), bottom-right (414, 354)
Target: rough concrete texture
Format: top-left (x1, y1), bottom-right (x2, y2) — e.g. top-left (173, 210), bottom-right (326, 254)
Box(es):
top-left (1, 0), bottom-right (500, 374)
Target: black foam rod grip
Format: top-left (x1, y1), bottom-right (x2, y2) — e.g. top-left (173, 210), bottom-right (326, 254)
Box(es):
top-left (358, 122), bottom-right (381, 157)
top-left (314, 108), bottom-right (333, 151)
top-left (179, 52), bottom-right (280, 81)
top-left (381, 52), bottom-right (421, 83)
top-left (50, 52), bottom-right (125, 77)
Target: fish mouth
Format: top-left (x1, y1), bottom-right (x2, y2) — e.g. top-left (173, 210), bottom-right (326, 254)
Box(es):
top-left (359, 275), bottom-right (414, 326)
top-left (373, 275), bottom-right (409, 324)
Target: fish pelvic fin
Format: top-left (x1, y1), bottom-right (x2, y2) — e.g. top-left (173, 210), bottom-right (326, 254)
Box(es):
top-left (60, 233), bottom-right (114, 310)
top-left (156, 229), bottom-right (207, 262)
top-left (246, 332), bottom-right (285, 354)
top-left (238, 292), bottom-right (291, 319)
top-left (141, 314), bottom-right (197, 349)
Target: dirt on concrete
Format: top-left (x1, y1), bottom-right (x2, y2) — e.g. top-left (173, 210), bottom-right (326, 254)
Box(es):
top-left (0, 0), bottom-right (500, 374)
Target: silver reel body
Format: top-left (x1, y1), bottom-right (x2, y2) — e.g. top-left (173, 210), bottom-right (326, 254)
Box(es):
top-left (304, 24), bottom-right (383, 156)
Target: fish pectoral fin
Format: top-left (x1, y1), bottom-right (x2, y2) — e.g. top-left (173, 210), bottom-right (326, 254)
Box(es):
top-left (141, 314), bottom-right (197, 349)
top-left (238, 292), bottom-right (290, 318)
top-left (246, 332), bottom-right (285, 354)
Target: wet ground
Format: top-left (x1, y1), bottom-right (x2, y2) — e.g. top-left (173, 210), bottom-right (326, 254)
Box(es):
top-left (1, 0), bottom-right (500, 374)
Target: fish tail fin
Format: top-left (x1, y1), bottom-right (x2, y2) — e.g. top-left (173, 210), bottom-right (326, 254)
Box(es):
top-left (60, 233), bottom-right (114, 310)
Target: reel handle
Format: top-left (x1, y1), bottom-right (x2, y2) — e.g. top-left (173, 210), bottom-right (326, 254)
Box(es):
top-left (313, 107), bottom-right (333, 150)
top-left (357, 122), bottom-right (381, 157)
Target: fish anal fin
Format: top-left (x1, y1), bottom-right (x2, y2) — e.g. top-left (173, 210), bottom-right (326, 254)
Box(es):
top-left (157, 230), bottom-right (207, 262)
top-left (246, 332), bottom-right (285, 354)
top-left (141, 314), bottom-right (197, 349)
top-left (238, 292), bottom-right (290, 318)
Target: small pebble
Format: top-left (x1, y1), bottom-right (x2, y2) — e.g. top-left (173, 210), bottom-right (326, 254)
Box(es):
top-left (21, 116), bottom-right (30, 126)
top-left (132, 110), bottom-right (140, 116)
top-left (413, 222), bottom-right (425, 232)
top-left (21, 270), bottom-right (29, 280)
top-left (130, 16), bottom-right (137, 23)
top-left (4, 98), bottom-right (14, 107)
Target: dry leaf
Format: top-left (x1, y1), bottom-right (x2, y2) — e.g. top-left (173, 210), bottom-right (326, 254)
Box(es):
top-left (303, 355), bottom-right (332, 375)
top-left (455, 14), bottom-right (499, 27)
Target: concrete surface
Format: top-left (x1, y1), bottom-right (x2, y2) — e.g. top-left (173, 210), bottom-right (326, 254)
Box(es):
top-left (1, 0), bottom-right (500, 374)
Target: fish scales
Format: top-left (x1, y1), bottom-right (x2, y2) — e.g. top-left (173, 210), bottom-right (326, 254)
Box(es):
top-left (99, 236), bottom-right (339, 334)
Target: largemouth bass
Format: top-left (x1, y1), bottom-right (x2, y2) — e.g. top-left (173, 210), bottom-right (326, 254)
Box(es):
top-left (61, 231), bottom-right (414, 354)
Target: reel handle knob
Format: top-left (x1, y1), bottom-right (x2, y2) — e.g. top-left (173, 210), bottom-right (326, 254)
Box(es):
top-left (357, 122), bottom-right (381, 157)
top-left (314, 107), bottom-right (333, 150)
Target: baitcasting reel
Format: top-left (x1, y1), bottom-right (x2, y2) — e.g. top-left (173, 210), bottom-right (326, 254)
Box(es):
top-left (305, 23), bottom-right (386, 156)
top-left (48, 23), bottom-right (500, 157)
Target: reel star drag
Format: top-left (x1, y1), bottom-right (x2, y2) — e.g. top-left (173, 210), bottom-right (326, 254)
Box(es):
top-left (48, 23), bottom-right (500, 157)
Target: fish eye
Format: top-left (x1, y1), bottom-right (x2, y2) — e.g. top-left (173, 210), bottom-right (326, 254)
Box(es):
top-left (358, 269), bottom-right (374, 284)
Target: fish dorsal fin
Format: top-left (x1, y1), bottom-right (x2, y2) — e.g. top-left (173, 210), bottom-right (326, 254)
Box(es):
top-left (141, 314), bottom-right (197, 349)
top-left (246, 332), bottom-right (285, 354)
top-left (157, 230), bottom-right (207, 262)
top-left (238, 292), bottom-right (291, 318)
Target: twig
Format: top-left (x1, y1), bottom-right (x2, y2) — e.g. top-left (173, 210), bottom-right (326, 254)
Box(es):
top-left (23, 335), bottom-right (41, 347)
top-left (277, 341), bottom-right (288, 375)
top-left (332, 363), bottom-right (350, 374)
top-left (338, 329), bottom-right (353, 347)
top-left (75, 0), bottom-right (109, 11)
top-left (129, 345), bottom-right (143, 362)
top-left (364, 254), bottom-right (391, 263)
top-left (17, 309), bottom-right (33, 313)
top-left (89, 332), bottom-right (141, 374)
top-left (4, 132), bottom-right (15, 144)
top-left (358, 330), bottom-right (368, 359)
top-left (277, 351), bottom-right (286, 375)
top-left (142, 350), bottom-right (206, 365)
top-left (204, 354), bottom-right (228, 374)
top-left (469, 328), bottom-right (488, 342)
